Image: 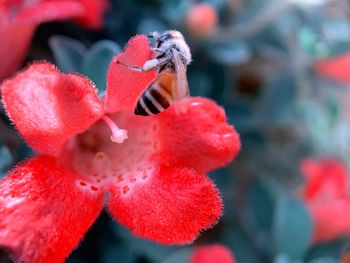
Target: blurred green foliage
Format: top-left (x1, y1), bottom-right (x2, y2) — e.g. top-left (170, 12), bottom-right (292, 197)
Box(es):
top-left (0, 145), bottom-right (12, 178)
top-left (272, 196), bottom-right (313, 260)
top-left (1, 0), bottom-right (350, 262)
top-left (49, 36), bottom-right (120, 94)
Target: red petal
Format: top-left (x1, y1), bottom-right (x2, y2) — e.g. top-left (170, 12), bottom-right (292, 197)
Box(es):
top-left (1, 62), bottom-right (104, 155)
top-left (73, 0), bottom-right (109, 30)
top-left (189, 245), bottom-right (236, 263)
top-left (300, 158), bottom-right (348, 201)
top-left (15, 1), bottom-right (85, 24)
top-left (0, 156), bottom-right (104, 263)
top-left (105, 35), bottom-right (156, 113)
top-left (314, 52), bottom-right (350, 83)
top-left (157, 97), bottom-right (240, 173)
top-left (107, 166), bottom-right (222, 245)
top-left (309, 199), bottom-right (350, 243)
top-left (0, 22), bottom-right (36, 81)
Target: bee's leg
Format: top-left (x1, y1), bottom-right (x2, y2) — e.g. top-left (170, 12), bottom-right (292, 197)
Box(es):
top-left (115, 61), bottom-right (146, 72)
top-left (116, 57), bottom-right (169, 72)
top-left (116, 59), bottom-right (159, 72)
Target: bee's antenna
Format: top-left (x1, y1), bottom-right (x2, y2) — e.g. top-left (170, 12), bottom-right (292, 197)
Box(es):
top-left (115, 60), bottom-right (148, 72)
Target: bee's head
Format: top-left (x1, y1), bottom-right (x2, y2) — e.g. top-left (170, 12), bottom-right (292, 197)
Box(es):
top-left (156, 30), bottom-right (191, 65)
top-left (167, 30), bottom-right (185, 40)
top-left (159, 30), bottom-right (184, 42)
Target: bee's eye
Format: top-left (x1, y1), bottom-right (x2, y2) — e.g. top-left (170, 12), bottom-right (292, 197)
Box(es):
top-left (160, 33), bottom-right (172, 42)
top-left (156, 40), bottom-right (163, 48)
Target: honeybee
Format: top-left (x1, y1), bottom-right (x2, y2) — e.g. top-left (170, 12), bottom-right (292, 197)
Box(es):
top-left (116, 30), bottom-right (192, 116)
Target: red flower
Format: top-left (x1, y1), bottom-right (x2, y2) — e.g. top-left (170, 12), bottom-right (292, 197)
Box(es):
top-left (300, 158), bottom-right (350, 243)
top-left (186, 3), bottom-right (218, 38)
top-left (71, 0), bottom-right (109, 29)
top-left (314, 52), bottom-right (350, 83)
top-left (0, 0), bottom-right (109, 81)
top-left (189, 244), bottom-right (236, 263)
top-left (0, 35), bottom-right (240, 262)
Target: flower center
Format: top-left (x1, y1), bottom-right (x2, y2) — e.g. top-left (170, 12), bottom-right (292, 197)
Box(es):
top-left (61, 112), bottom-right (160, 195)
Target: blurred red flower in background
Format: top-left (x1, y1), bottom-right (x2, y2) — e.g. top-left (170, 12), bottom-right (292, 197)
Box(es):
top-left (186, 3), bottom-right (218, 38)
top-left (300, 158), bottom-right (350, 243)
top-left (189, 244), bottom-right (236, 263)
top-left (0, 35), bottom-right (240, 262)
top-left (314, 52), bottom-right (350, 83)
top-left (0, 0), bottom-right (109, 81)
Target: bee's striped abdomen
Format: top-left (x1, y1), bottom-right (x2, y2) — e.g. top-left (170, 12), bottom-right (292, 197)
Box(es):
top-left (134, 82), bottom-right (174, 116)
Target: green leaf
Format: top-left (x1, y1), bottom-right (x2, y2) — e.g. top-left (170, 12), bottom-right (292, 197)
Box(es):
top-left (161, 248), bottom-right (192, 263)
top-left (325, 96), bottom-right (340, 126)
top-left (207, 42), bottom-right (251, 65)
top-left (49, 36), bottom-right (87, 73)
top-left (0, 146), bottom-right (12, 177)
top-left (234, 0), bottom-right (272, 26)
top-left (82, 40), bottom-right (120, 94)
top-left (137, 18), bottom-right (168, 35)
top-left (274, 254), bottom-right (292, 263)
top-left (297, 99), bottom-right (328, 145)
top-left (160, 0), bottom-right (190, 25)
top-left (112, 224), bottom-right (176, 262)
top-left (305, 238), bottom-right (346, 261)
top-left (298, 19), bottom-right (350, 59)
top-left (299, 27), bottom-right (318, 54)
top-left (101, 245), bottom-right (136, 263)
top-left (258, 72), bottom-right (296, 125)
top-left (203, 0), bottom-right (226, 9)
top-left (225, 100), bottom-right (258, 132)
top-left (272, 196), bottom-right (313, 260)
top-left (248, 181), bottom-right (275, 231)
top-left (222, 222), bottom-right (262, 263)
top-left (188, 71), bottom-right (213, 97)
top-left (17, 142), bottom-right (33, 162)
top-left (308, 258), bottom-right (339, 263)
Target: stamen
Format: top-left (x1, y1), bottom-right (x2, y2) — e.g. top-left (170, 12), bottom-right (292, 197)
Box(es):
top-left (102, 115), bottom-right (128, 144)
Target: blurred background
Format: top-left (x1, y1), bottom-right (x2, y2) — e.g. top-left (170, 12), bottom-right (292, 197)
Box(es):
top-left (2, 0), bottom-right (350, 262)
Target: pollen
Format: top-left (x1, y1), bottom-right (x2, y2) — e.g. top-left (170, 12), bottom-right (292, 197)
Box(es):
top-left (142, 171), bottom-right (148, 179)
top-left (102, 115), bottom-right (128, 144)
top-left (94, 151), bottom-right (108, 161)
top-left (90, 186), bottom-right (99, 191)
top-left (123, 185), bottom-right (130, 194)
top-left (116, 174), bottom-right (124, 181)
top-left (130, 177), bottom-right (136, 183)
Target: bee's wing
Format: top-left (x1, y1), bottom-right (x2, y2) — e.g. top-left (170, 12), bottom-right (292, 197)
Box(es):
top-left (172, 49), bottom-right (190, 101)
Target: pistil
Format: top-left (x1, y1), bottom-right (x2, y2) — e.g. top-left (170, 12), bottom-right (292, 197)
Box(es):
top-left (102, 115), bottom-right (128, 144)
